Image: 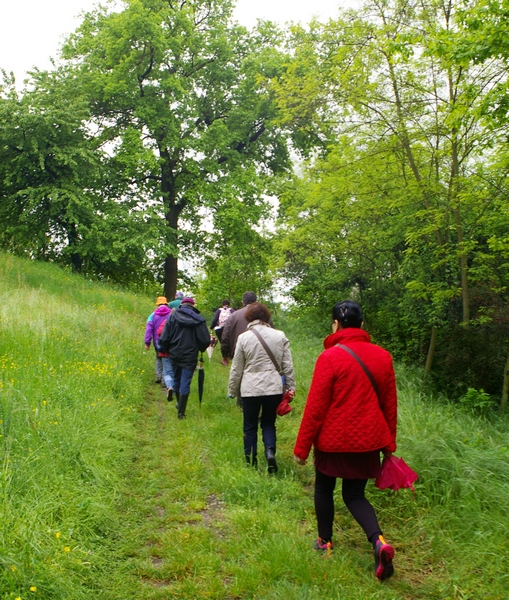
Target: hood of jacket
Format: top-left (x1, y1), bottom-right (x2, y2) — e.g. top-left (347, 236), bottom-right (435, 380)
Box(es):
top-left (154, 305), bottom-right (171, 317)
top-left (324, 327), bottom-right (370, 349)
top-left (173, 306), bottom-right (205, 327)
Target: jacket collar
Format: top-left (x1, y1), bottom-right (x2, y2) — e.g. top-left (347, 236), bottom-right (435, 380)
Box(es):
top-left (246, 320), bottom-right (271, 330)
top-left (324, 328), bottom-right (370, 349)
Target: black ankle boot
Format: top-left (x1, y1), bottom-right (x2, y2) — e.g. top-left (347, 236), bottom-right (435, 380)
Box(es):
top-left (175, 391), bottom-right (180, 410)
top-left (178, 393), bottom-right (188, 419)
top-left (245, 454), bottom-right (258, 467)
top-left (265, 447), bottom-right (278, 474)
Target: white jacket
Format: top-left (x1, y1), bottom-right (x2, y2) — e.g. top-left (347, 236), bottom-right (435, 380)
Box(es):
top-left (228, 320), bottom-right (296, 398)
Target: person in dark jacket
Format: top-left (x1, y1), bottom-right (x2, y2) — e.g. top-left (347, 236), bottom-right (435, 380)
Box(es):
top-left (221, 292), bottom-right (273, 366)
top-left (294, 300), bottom-right (397, 581)
top-left (158, 297), bottom-right (210, 419)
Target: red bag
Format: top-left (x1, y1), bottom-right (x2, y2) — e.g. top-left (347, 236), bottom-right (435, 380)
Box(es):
top-left (276, 390), bottom-right (294, 416)
top-left (375, 455), bottom-right (418, 492)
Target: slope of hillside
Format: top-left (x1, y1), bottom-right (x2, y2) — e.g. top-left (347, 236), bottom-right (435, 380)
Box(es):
top-left (1, 253), bottom-right (508, 599)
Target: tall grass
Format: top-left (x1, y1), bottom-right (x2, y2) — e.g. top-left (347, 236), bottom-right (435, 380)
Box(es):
top-left (1, 253), bottom-right (508, 599)
top-left (0, 254), bottom-right (152, 598)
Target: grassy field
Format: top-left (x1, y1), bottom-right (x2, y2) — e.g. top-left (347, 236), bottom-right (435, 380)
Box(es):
top-left (1, 253), bottom-right (508, 599)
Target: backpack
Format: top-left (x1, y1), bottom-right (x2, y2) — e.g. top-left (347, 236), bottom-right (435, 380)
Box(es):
top-left (217, 306), bottom-right (233, 328)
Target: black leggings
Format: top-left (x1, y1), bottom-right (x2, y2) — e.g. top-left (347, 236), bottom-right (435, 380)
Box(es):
top-left (314, 469), bottom-right (382, 543)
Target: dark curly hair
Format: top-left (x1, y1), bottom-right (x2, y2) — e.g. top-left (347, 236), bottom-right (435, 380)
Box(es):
top-left (245, 302), bottom-right (271, 324)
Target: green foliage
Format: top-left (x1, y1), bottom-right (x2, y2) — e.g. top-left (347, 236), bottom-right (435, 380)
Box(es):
top-left (459, 387), bottom-right (495, 413)
top-left (272, 0), bottom-right (509, 395)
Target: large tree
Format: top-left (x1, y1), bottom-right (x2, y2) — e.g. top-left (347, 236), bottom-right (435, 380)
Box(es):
top-left (60, 0), bottom-right (290, 298)
top-left (0, 70), bottom-right (160, 287)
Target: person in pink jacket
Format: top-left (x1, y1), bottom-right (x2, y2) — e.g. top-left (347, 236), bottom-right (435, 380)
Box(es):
top-left (144, 296), bottom-right (171, 386)
top-left (294, 300), bottom-right (397, 581)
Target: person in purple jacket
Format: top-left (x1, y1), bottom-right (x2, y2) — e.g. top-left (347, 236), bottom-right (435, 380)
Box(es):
top-left (145, 296), bottom-right (171, 386)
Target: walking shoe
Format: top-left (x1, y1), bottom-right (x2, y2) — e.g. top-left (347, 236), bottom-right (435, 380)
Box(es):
top-left (155, 379), bottom-right (162, 384)
top-left (313, 538), bottom-right (333, 555)
top-left (374, 535), bottom-right (394, 581)
top-left (166, 388), bottom-right (173, 403)
top-left (161, 380), bottom-right (166, 389)
top-left (265, 447), bottom-right (278, 474)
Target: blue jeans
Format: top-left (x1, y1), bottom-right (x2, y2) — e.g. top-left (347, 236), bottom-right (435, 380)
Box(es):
top-left (171, 363), bottom-right (195, 395)
top-left (161, 357), bottom-right (174, 389)
top-left (155, 350), bottom-right (163, 381)
top-left (242, 394), bottom-right (282, 459)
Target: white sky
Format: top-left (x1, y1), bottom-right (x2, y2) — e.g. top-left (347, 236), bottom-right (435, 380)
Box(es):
top-left (0, 0), bottom-right (355, 83)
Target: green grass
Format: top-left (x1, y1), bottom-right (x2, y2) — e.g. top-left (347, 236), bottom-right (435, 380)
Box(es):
top-left (1, 252), bottom-right (508, 599)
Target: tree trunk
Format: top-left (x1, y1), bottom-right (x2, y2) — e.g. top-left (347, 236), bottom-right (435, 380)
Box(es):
top-left (424, 326), bottom-right (437, 375)
top-left (501, 352), bottom-right (509, 412)
top-left (164, 254), bottom-right (178, 300)
top-left (448, 66), bottom-right (470, 327)
top-left (159, 145), bottom-right (185, 299)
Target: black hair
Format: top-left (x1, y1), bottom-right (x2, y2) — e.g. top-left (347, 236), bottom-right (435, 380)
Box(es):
top-left (332, 300), bottom-right (363, 328)
top-left (222, 299), bottom-right (231, 306)
top-left (242, 291), bottom-right (257, 305)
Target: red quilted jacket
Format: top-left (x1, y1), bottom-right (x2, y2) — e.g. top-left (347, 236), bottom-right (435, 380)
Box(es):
top-left (294, 328), bottom-right (397, 460)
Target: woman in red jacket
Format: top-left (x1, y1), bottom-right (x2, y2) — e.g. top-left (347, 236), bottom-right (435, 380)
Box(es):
top-left (294, 300), bottom-right (397, 581)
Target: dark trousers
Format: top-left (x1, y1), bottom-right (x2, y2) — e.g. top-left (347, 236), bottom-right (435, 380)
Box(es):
top-left (242, 394), bottom-right (282, 459)
top-left (171, 363), bottom-right (195, 395)
top-left (314, 469), bottom-right (382, 542)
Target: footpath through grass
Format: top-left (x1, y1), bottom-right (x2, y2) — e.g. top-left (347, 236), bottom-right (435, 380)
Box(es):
top-left (113, 353), bottom-right (509, 600)
top-left (1, 253), bottom-right (509, 599)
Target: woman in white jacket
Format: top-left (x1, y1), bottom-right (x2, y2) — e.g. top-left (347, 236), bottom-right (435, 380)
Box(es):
top-left (228, 303), bottom-right (296, 473)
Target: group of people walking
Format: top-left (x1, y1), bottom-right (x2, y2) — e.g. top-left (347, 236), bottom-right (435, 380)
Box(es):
top-left (144, 293), bottom-right (398, 581)
top-left (144, 293), bottom-right (210, 419)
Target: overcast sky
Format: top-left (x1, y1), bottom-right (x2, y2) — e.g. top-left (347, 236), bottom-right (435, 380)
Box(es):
top-left (0, 0), bottom-right (355, 83)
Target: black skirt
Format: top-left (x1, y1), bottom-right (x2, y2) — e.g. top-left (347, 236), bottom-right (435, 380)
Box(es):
top-left (314, 449), bottom-right (382, 479)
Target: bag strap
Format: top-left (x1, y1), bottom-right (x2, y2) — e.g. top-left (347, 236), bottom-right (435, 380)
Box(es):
top-left (251, 328), bottom-right (282, 374)
top-left (335, 343), bottom-right (380, 401)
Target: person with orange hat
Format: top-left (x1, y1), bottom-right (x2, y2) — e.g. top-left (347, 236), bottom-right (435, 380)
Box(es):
top-left (144, 296), bottom-right (171, 386)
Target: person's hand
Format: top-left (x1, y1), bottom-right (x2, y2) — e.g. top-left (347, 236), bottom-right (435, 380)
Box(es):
top-left (382, 450), bottom-right (393, 458)
top-left (227, 394), bottom-right (235, 400)
top-left (145, 344), bottom-right (150, 351)
top-left (287, 389), bottom-right (296, 398)
top-left (293, 455), bottom-right (306, 466)
top-left (221, 357), bottom-right (229, 366)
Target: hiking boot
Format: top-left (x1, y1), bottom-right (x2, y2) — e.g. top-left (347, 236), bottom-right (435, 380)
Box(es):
top-left (161, 380), bottom-right (166, 389)
top-left (374, 535), bottom-right (394, 581)
top-left (155, 379), bottom-right (162, 384)
top-left (265, 447), bottom-right (278, 474)
top-left (166, 388), bottom-right (173, 403)
top-left (245, 454), bottom-right (258, 468)
top-left (313, 538), bottom-right (333, 555)
top-left (178, 393), bottom-right (189, 419)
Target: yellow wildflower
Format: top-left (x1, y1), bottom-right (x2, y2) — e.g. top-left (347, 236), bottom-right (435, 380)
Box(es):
top-left (64, 546), bottom-right (71, 552)
top-left (30, 587), bottom-right (37, 592)
top-left (55, 532), bottom-right (61, 538)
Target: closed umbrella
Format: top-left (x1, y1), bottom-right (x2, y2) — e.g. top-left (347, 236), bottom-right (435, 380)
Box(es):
top-left (198, 353), bottom-right (205, 408)
top-left (206, 335), bottom-right (217, 360)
